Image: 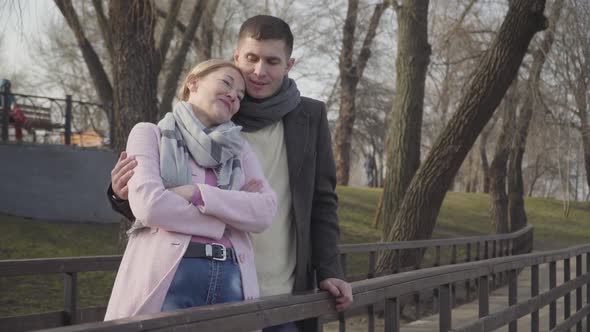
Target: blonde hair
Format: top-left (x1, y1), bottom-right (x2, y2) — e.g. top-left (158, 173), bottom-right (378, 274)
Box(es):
top-left (177, 59), bottom-right (244, 101)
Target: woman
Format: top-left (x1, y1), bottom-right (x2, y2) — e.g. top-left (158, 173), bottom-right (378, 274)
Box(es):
top-left (105, 59), bottom-right (277, 320)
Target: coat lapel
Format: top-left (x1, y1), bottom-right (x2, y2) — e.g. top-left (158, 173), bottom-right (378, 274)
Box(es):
top-left (283, 104), bottom-right (309, 194)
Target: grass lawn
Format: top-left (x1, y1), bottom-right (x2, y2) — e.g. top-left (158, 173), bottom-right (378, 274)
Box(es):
top-left (1, 187), bottom-right (589, 317)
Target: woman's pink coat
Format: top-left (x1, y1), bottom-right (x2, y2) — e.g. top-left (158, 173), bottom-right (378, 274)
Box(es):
top-left (104, 123), bottom-right (277, 320)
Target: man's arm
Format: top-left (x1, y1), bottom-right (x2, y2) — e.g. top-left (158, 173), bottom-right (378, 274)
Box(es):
top-left (311, 103), bottom-right (352, 310)
top-left (108, 151), bottom-right (136, 221)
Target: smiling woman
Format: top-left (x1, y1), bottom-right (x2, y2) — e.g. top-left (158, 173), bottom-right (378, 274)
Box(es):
top-left (104, 59), bottom-right (277, 321)
top-left (185, 66), bottom-right (245, 127)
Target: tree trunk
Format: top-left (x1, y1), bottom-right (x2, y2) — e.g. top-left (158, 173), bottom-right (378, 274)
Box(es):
top-left (109, 1), bottom-right (159, 249)
top-left (377, 0), bottom-right (547, 271)
top-left (508, 0), bottom-right (563, 237)
top-left (479, 131), bottom-right (491, 193)
top-left (376, 0), bottom-right (430, 248)
top-left (578, 90), bottom-right (590, 194)
top-left (334, 0), bottom-right (387, 185)
top-left (197, 0), bottom-right (220, 62)
top-left (489, 82), bottom-right (518, 234)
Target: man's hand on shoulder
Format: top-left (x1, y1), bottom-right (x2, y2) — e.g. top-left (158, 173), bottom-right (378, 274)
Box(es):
top-left (319, 278), bottom-right (353, 311)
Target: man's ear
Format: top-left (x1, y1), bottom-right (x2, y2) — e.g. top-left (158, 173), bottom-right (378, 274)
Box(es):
top-left (285, 58), bottom-right (295, 75)
top-left (233, 49), bottom-right (240, 65)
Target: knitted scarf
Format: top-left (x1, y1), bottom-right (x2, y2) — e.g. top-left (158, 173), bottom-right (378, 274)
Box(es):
top-left (158, 101), bottom-right (244, 190)
top-left (233, 77), bottom-right (301, 132)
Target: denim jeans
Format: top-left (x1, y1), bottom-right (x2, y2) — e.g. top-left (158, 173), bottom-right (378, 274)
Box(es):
top-left (161, 256), bottom-right (243, 311)
top-left (263, 322), bottom-right (300, 332)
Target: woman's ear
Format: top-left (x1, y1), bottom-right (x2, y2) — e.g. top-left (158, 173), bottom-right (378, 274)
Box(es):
top-left (187, 79), bottom-right (199, 92)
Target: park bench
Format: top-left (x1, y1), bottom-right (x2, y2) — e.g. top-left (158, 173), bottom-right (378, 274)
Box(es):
top-left (16, 104), bottom-right (54, 130)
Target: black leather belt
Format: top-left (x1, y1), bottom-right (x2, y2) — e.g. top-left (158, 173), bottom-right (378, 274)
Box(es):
top-left (183, 242), bottom-right (236, 262)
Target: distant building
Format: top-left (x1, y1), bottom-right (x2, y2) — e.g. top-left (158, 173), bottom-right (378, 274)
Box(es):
top-left (61, 130), bottom-right (106, 147)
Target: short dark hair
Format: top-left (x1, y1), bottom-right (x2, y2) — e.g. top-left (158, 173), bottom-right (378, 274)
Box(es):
top-left (238, 15), bottom-right (294, 57)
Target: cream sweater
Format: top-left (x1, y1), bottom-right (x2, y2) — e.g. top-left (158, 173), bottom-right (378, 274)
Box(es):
top-left (241, 121), bottom-right (297, 296)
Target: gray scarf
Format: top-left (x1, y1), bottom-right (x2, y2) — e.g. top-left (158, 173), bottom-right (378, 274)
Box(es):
top-left (128, 101), bottom-right (244, 235)
top-left (233, 77), bottom-right (301, 132)
top-left (158, 101), bottom-right (244, 190)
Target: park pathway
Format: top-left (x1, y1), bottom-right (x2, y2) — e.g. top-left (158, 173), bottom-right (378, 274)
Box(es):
top-left (324, 254), bottom-right (585, 331)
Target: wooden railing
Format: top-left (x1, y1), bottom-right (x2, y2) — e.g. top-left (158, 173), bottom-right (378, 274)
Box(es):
top-left (41, 243), bottom-right (590, 331)
top-left (0, 225), bottom-right (533, 331)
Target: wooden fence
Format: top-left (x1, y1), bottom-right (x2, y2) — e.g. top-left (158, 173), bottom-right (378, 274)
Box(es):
top-left (0, 225), bottom-right (533, 331)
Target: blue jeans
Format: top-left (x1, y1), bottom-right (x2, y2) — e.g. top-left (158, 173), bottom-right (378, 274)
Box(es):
top-left (263, 322), bottom-right (300, 332)
top-left (161, 256), bottom-right (243, 311)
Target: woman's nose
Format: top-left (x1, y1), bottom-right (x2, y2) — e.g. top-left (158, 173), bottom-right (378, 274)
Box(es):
top-left (227, 89), bottom-right (237, 101)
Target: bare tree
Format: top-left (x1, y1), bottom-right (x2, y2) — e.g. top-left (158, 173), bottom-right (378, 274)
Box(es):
top-left (508, 0), bottom-right (564, 236)
top-left (333, 0), bottom-right (389, 185)
top-left (549, 0), bottom-right (590, 196)
top-left (377, 0), bottom-right (548, 270)
top-left (374, 0), bottom-right (430, 231)
top-left (54, 0), bottom-right (208, 151)
top-left (489, 81), bottom-right (518, 233)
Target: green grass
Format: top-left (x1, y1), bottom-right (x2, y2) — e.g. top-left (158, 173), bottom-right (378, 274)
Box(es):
top-left (1, 188), bottom-right (589, 317)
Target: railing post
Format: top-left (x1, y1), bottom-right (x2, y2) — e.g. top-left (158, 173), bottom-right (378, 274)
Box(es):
top-left (414, 248), bottom-right (422, 319)
top-left (479, 275), bottom-right (489, 318)
top-left (384, 297), bottom-right (400, 332)
top-left (433, 246), bottom-right (441, 314)
top-left (440, 283), bottom-right (452, 331)
top-left (531, 264), bottom-right (539, 332)
top-left (65, 95), bottom-right (72, 145)
top-left (565, 258), bottom-right (571, 321)
top-left (367, 251), bottom-right (376, 332)
top-left (2, 84), bottom-right (10, 142)
top-left (550, 261), bottom-right (557, 329)
top-left (465, 243), bottom-right (472, 301)
top-left (576, 254), bottom-right (582, 332)
top-left (508, 269), bottom-right (517, 332)
top-left (394, 249), bottom-right (401, 273)
top-left (63, 272), bottom-right (77, 325)
top-left (586, 253), bottom-right (590, 332)
top-left (451, 244), bottom-right (457, 307)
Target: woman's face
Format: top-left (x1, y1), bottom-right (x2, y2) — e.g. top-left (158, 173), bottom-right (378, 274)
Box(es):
top-left (187, 66), bottom-right (245, 127)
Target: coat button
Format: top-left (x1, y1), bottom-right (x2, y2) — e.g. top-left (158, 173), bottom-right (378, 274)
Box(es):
top-left (239, 254), bottom-right (245, 263)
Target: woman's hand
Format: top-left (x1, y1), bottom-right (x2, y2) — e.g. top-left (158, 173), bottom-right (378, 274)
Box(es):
top-left (240, 179), bottom-right (263, 193)
top-left (169, 185), bottom-right (195, 201)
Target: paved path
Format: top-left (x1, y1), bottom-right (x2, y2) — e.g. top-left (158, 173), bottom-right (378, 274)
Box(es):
top-left (324, 257), bottom-right (586, 331)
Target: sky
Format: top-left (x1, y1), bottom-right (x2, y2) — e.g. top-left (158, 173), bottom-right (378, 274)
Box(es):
top-left (0, 0), bottom-right (326, 100)
top-left (1, 1), bottom-right (59, 76)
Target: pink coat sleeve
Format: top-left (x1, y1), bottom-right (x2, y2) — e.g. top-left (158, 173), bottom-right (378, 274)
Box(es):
top-left (126, 123), bottom-right (225, 238)
top-left (197, 141), bottom-right (277, 234)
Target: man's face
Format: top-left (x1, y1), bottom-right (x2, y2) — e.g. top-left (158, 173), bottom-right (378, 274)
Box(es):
top-left (234, 37), bottom-right (295, 99)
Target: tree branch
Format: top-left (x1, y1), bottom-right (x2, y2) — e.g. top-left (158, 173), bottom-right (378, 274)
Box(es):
top-left (159, 0), bottom-right (208, 116)
top-left (355, 1), bottom-right (388, 79)
top-left (54, 0), bottom-right (113, 106)
top-left (157, 0), bottom-right (183, 71)
top-left (91, 0), bottom-right (113, 61)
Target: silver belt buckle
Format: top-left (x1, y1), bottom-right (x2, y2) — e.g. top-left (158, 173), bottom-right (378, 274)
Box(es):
top-left (206, 243), bottom-right (227, 261)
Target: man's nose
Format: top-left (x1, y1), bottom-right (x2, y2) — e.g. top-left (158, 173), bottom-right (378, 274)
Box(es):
top-left (253, 62), bottom-right (266, 77)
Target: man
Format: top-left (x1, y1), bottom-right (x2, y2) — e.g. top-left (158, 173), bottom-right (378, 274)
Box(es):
top-left (108, 15), bottom-right (352, 331)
